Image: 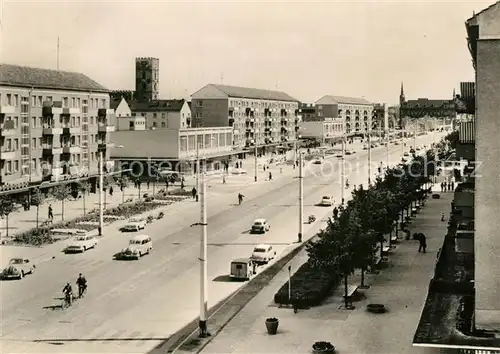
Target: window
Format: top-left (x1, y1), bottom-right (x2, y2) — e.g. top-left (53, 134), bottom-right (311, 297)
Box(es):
top-left (101, 99), bottom-right (106, 108)
top-left (32, 117), bottom-right (36, 128)
top-left (47, 96), bottom-right (53, 103)
top-left (196, 100), bottom-right (203, 107)
top-left (129, 121), bottom-right (134, 130)
top-left (77, 98), bottom-right (81, 107)
top-left (7, 94), bottom-right (12, 105)
top-left (14, 94), bottom-right (19, 106)
top-left (32, 138), bottom-right (36, 149)
top-left (196, 112), bottom-right (202, 118)
top-left (153, 113), bottom-right (157, 118)
top-left (14, 160), bottom-right (19, 171)
top-left (152, 122), bottom-right (157, 129)
top-left (180, 136), bottom-right (187, 151)
top-left (63, 97), bottom-right (69, 107)
top-left (32, 96), bottom-right (36, 107)
top-left (37, 96), bottom-right (42, 106)
top-left (161, 122), bottom-right (166, 128)
top-left (14, 138), bottom-right (19, 150)
top-left (161, 113), bottom-right (165, 118)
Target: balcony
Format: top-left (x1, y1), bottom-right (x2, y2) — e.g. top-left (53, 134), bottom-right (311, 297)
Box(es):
top-left (98, 108), bottom-right (114, 117)
top-left (42, 126), bottom-right (63, 135)
top-left (457, 120), bottom-right (475, 161)
top-left (0, 128), bottom-right (17, 137)
top-left (42, 145), bottom-right (63, 155)
top-left (97, 124), bottom-right (115, 133)
top-left (62, 126), bottom-right (81, 135)
top-left (62, 107), bottom-right (81, 115)
top-left (62, 145), bottom-right (81, 154)
top-left (0, 149), bottom-right (17, 160)
top-left (42, 106), bottom-right (63, 116)
top-left (0, 105), bottom-right (15, 114)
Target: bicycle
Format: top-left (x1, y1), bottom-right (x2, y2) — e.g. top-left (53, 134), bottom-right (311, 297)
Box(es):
top-left (61, 293), bottom-right (74, 309)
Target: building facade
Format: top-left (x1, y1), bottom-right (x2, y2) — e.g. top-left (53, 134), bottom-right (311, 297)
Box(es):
top-left (190, 84), bottom-right (300, 151)
top-left (298, 103), bottom-right (317, 121)
top-left (130, 99), bottom-right (191, 130)
top-left (135, 57), bottom-right (159, 102)
top-left (315, 95), bottom-right (373, 135)
top-left (399, 82), bottom-right (456, 120)
top-left (110, 127), bottom-right (239, 179)
top-left (0, 64), bottom-right (115, 194)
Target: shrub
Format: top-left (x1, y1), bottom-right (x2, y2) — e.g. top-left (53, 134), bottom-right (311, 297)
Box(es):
top-left (274, 262), bottom-right (339, 307)
top-left (167, 188), bottom-right (191, 197)
top-left (13, 228), bottom-right (54, 246)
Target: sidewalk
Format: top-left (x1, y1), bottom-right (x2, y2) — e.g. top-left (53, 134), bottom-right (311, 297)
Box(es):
top-left (194, 187), bottom-right (451, 354)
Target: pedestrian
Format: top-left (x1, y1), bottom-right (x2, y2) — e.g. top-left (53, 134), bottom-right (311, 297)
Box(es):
top-left (263, 165), bottom-right (266, 172)
top-left (191, 187), bottom-right (197, 200)
top-left (333, 207), bottom-right (339, 219)
top-left (147, 181), bottom-right (150, 190)
top-left (441, 212), bottom-right (445, 221)
top-left (269, 171), bottom-right (272, 181)
top-left (48, 204), bottom-right (53, 221)
top-left (222, 174), bottom-right (226, 184)
top-left (418, 234), bottom-right (427, 253)
top-left (165, 179), bottom-right (169, 190)
top-left (440, 182), bottom-right (444, 192)
top-left (109, 186), bottom-right (113, 196)
top-left (451, 181), bottom-right (455, 191)
top-left (447, 182), bottom-right (451, 191)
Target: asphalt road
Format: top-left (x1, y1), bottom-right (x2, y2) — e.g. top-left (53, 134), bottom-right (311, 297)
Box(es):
top-left (0, 134), bottom-right (440, 354)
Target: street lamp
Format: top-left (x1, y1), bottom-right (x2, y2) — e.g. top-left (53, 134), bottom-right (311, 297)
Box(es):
top-left (198, 165), bottom-right (209, 337)
top-left (298, 145), bottom-right (304, 243)
top-left (340, 134), bottom-right (346, 205)
top-left (367, 127), bottom-right (372, 185)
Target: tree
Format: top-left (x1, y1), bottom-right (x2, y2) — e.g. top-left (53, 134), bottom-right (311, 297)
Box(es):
top-left (31, 189), bottom-right (45, 229)
top-left (118, 175), bottom-right (129, 203)
top-left (52, 185), bottom-right (71, 221)
top-left (0, 197), bottom-right (16, 238)
top-left (79, 181), bottom-right (90, 215)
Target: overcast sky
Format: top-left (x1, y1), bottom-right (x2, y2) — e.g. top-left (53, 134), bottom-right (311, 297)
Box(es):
top-left (1, 0), bottom-right (493, 104)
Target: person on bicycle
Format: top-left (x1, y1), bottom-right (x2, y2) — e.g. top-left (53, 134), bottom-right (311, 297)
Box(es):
top-left (62, 282), bottom-right (73, 306)
top-left (76, 273), bottom-right (87, 298)
top-left (238, 193), bottom-right (244, 205)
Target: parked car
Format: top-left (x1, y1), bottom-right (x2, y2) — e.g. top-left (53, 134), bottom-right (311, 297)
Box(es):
top-left (313, 159), bottom-right (322, 164)
top-left (1, 258), bottom-right (35, 279)
top-left (231, 168), bottom-right (247, 175)
top-left (230, 258), bottom-right (254, 280)
top-left (250, 244), bottom-right (276, 265)
top-left (363, 144), bottom-right (369, 150)
top-left (319, 196), bottom-right (333, 206)
top-left (403, 152), bottom-right (410, 157)
top-left (121, 218), bottom-right (146, 232)
top-left (64, 235), bottom-right (98, 253)
top-left (251, 219), bottom-right (270, 233)
top-left (116, 235), bottom-right (153, 260)
top-left (345, 150), bottom-right (354, 155)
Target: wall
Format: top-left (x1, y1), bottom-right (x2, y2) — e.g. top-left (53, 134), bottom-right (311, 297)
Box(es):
top-left (178, 127), bottom-right (233, 159)
top-left (191, 99), bottom-right (228, 128)
top-left (142, 111), bottom-right (181, 130)
top-left (117, 116), bottom-right (146, 131)
top-left (110, 129), bottom-right (179, 159)
top-left (115, 99), bottom-right (132, 118)
top-left (299, 121), bottom-right (324, 138)
top-left (316, 103), bottom-right (338, 120)
top-left (474, 38), bottom-right (500, 331)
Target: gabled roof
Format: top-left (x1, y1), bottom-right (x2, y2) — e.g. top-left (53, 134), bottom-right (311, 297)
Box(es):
top-left (110, 98), bottom-right (123, 110)
top-left (0, 64), bottom-right (109, 92)
top-left (195, 84), bottom-right (298, 102)
top-left (315, 95), bottom-right (372, 106)
top-left (130, 99), bottom-right (186, 112)
top-left (466, 0), bottom-right (500, 24)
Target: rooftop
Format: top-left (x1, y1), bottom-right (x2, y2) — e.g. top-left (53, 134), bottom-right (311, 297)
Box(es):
top-left (315, 95), bottom-right (372, 106)
top-left (130, 99), bottom-right (186, 112)
top-left (193, 84), bottom-right (298, 102)
top-left (0, 64), bottom-right (108, 92)
top-left (403, 98), bottom-right (454, 109)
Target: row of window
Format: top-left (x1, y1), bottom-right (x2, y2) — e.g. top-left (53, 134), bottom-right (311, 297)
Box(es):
top-left (1, 93), bottom-right (107, 109)
top-left (3, 153), bottom-right (99, 176)
top-left (194, 99), bottom-right (297, 110)
top-left (179, 132), bottom-right (233, 152)
top-left (2, 115), bottom-right (108, 129)
top-left (2, 134), bottom-right (105, 152)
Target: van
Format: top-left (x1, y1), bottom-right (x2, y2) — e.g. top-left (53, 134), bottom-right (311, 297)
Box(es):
top-left (230, 258), bottom-right (255, 281)
top-left (120, 234), bottom-right (153, 259)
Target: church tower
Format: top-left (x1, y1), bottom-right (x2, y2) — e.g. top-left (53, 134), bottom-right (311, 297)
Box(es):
top-left (399, 82), bottom-right (406, 106)
top-left (135, 57), bottom-right (159, 102)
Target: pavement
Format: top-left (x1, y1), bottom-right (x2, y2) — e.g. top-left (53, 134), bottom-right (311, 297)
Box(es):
top-left (0, 133), bottom-right (444, 354)
top-left (195, 185), bottom-right (452, 354)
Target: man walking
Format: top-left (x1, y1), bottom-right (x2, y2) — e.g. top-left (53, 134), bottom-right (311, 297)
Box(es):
top-left (418, 233), bottom-right (427, 253)
top-left (48, 204), bottom-right (53, 221)
top-left (191, 187), bottom-right (197, 200)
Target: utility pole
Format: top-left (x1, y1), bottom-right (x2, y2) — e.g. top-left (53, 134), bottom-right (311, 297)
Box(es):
top-left (341, 135), bottom-right (345, 205)
top-left (298, 152), bottom-right (303, 243)
top-left (367, 131), bottom-right (372, 185)
top-left (386, 128), bottom-right (390, 168)
top-left (254, 144), bottom-right (258, 182)
top-left (98, 150), bottom-right (104, 236)
top-left (198, 168), bottom-right (209, 337)
top-left (196, 137), bottom-right (200, 200)
top-left (57, 37), bottom-right (60, 71)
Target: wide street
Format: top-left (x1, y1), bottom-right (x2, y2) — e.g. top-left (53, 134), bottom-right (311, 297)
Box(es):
top-left (0, 134), bottom-right (440, 354)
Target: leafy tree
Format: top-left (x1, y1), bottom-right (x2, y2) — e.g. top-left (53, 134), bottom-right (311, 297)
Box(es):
top-left (0, 197), bottom-right (16, 238)
top-left (31, 189), bottom-right (45, 229)
top-left (52, 185), bottom-right (71, 221)
top-left (79, 180), bottom-right (90, 215)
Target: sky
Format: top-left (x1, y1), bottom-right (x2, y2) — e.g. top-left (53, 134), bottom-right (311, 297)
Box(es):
top-left (1, 0), bottom-right (495, 104)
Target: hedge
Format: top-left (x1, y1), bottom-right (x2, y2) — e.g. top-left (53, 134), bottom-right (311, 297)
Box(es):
top-left (274, 262), bottom-right (339, 307)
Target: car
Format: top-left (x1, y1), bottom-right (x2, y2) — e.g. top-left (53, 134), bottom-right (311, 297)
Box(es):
top-left (319, 196), bottom-right (333, 206)
top-left (394, 141), bottom-right (400, 145)
top-left (416, 146), bottom-right (421, 151)
top-left (1, 258), bottom-right (35, 279)
top-left (121, 218), bottom-right (146, 232)
top-left (313, 159), bottom-right (322, 164)
top-left (345, 150), bottom-right (354, 155)
top-left (403, 152), bottom-right (410, 157)
top-left (250, 244), bottom-right (276, 265)
top-left (401, 157), bottom-right (408, 163)
top-left (64, 235), bottom-right (98, 253)
top-left (251, 219), bottom-right (270, 233)
top-left (363, 144), bottom-right (369, 150)
top-left (116, 235), bottom-right (153, 260)
top-left (231, 168), bottom-right (247, 175)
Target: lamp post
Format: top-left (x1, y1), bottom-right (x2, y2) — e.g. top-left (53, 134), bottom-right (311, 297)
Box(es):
top-left (386, 128), bottom-right (390, 168)
top-left (254, 144), bottom-right (258, 182)
top-left (367, 129), bottom-right (372, 185)
top-left (341, 135), bottom-right (346, 204)
top-left (298, 151), bottom-right (303, 243)
top-left (98, 150), bottom-right (104, 236)
top-left (198, 165), bottom-right (209, 337)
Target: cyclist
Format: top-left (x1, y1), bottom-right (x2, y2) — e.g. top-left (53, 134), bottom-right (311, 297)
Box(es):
top-left (62, 282), bottom-right (73, 307)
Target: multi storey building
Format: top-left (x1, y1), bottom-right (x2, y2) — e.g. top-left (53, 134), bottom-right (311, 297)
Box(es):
top-left (298, 102), bottom-right (344, 143)
top-left (315, 95), bottom-right (373, 135)
top-left (399, 82), bottom-right (456, 120)
top-left (414, 2), bottom-right (500, 353)
top-left (190, 84), bottom-right (300, 152)
top-left (135, 57), bottom-right (159, 102)
top-left (0, 64), bottom-right (114, 195)
top-left (130, 99), bottom-right (192, 129)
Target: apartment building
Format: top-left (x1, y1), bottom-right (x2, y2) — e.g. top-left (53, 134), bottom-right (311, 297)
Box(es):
top-left (130, 99), bottom-right (191, 130)
top-left (297, 103), bottom-right (344, 142)
top-left (315, 95), bottom-right (373, 135)
top-left (0, 64), bottom-right (114, 194)
top-left (112, 97), bottom-right (146, 131)
top-left (190, 84), bottom-right (300, 151)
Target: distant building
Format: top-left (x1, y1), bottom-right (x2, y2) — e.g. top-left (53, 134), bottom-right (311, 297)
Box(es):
top-left (314, 95), bottom-right (373, 135)
top-left (135, 57), bottom-right (159, 102)
top-left (298, 103), bottom-right (317, 121)
top-left (110, 90), bottom-right (134, 102)
top-left (130, 99), bottom-right (191, 130)
top-left (111, 97), bottom-right (146, 131)
top-left (399, 82), bottom-right (456, 120)
top-left (298, 102), bottom-right (343, 142)
top-left (111, 97), bottom-right (132, 118)
top-left (456, 82), bottom-right (476, 114)
top-left (191, 84), bottom-right (300, 152)
top-left (0, 64), bottom-right (115, 195)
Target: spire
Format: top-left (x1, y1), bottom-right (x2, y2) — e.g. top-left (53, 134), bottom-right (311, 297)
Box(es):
top-left (400, 81), bottom-right (404, 95)
top-left (399, 81), bottom-right (405, 105)
top-left (453, 88), bottom-right (456, 98)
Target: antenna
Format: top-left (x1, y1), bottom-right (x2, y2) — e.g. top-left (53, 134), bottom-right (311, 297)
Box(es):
top-left (220, 72), bottom-right (223, 84)
top-left (57, 36), bottom-right (60, 70)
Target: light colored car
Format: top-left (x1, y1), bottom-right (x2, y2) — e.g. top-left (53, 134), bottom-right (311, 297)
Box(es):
top-left (65, 235), bottom-right (98, 253)
top-left (251, 218), bottom-right (270, 233)
top-left (345, 150), bottom-right (354, 155)
top-left (1, 258), bottom-right (35, 279)
top-left (118, 235), bottom-right (153, 260)
top-left (231, 168), bottom-right (247, 175)
top-left (121, 218), bottom-right (146, 232)
top-left (250, 244), bottom-right (276, 265)
top-left (319, 196), bottom-right (333, 206)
